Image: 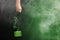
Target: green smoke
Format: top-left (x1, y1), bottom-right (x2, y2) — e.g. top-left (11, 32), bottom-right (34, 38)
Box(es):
top-left (21, 0), bottom-right (60, 40)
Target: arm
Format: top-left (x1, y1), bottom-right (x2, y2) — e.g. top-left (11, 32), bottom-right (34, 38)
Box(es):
top-left (16, 0), bottom-right (22, 13)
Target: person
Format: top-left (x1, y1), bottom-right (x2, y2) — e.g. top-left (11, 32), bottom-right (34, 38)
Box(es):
top-left (0, 0), bottom-right (22, 40)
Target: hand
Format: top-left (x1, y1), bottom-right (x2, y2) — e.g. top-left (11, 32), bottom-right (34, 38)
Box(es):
top-left (16, 6), bottom-right (22, 13)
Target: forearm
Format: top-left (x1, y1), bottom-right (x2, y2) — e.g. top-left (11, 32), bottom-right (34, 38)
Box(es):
top-left (16, 0), bottom-right (22, 13)
top-left (16, 0), bottom-right (21, 7)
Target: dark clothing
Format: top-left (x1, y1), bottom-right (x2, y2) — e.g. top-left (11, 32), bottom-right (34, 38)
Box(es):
top-left (0, 18), bottom-right (14, 40)
top-left (0, 0), bottom-right (21, 40)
